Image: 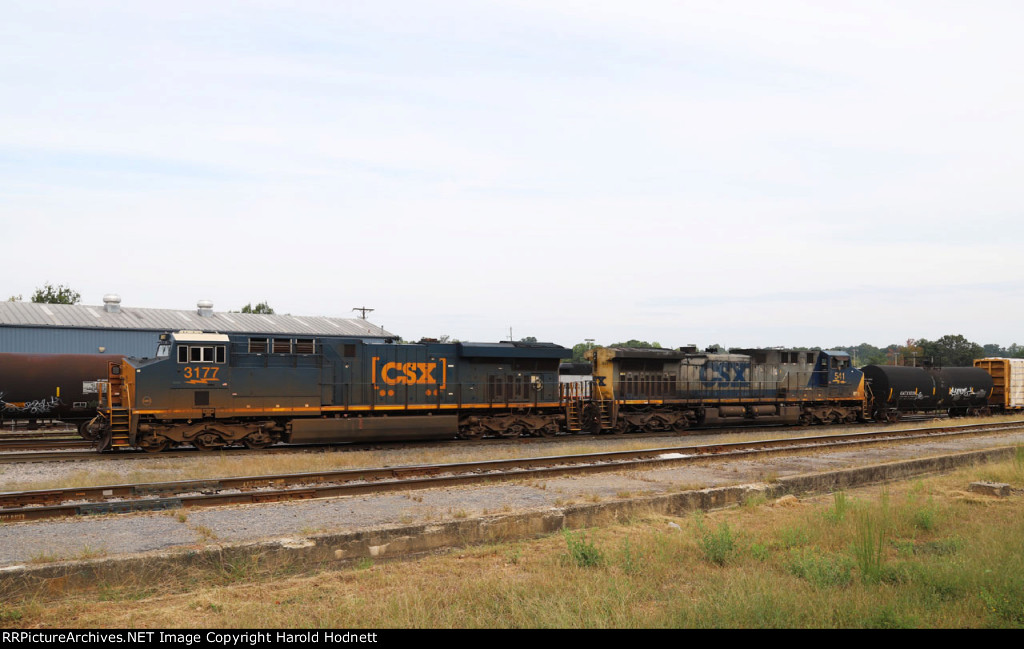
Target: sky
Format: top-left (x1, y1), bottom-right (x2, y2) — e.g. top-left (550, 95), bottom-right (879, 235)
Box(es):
top-left (3, 1), bottom-right (1023, 350)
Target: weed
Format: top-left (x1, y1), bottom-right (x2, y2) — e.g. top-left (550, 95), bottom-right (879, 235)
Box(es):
top-left (823, 491), bottom-right (850, 524)
top-left (561, 528), bottom-right (604, 568)
top-left (785, 549), bottom-right (853, 588)
top-left (355, 558), bottom-right (374, 570)
top-left (853, 511), bottom-right (886, 584)
top-left (616, 537), bottom-right (643, 575)
top-left (749, 542), bottom-right (770, 562)
top-left (505, 546), bottom-right (521, 566)
top-left (743, 492), bottom-right (768, 508)
top-left (912, 508), bottom-right (936, 532)
top-left (917, 537), bottom-right (963, 556)
top-left (0, 606), bottom-right (23, 623)
top-left (697, 521), bottom-right (736, 566)
top-left (75, 546), bottom-right (108, 561)
top-left (911, 498), bottom-right (938, 531)
top-left (864, 605), bottom-right (918, 629)
top-left (981, 587), bottom-right (1024, 625)
top-left (28, 550), bottom-right (61, 564)
top-left (778, 524), bottom-right (811, 548)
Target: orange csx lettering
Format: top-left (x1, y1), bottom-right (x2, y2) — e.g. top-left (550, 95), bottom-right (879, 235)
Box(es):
top-left (381, 362), bottom-right (438, 385)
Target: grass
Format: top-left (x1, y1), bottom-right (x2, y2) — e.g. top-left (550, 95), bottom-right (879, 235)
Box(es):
top-left (561, 528), bottom-right (604, 568)
top-left (2, 445), bottom-right (1023, 628)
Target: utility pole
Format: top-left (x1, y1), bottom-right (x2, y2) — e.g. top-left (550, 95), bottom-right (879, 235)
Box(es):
top-left (352, 306), bottom-right (374, 320)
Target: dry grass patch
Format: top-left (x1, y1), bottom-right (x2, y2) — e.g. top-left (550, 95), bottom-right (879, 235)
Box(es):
top-left (2, 446), bottom-right (1023, 628)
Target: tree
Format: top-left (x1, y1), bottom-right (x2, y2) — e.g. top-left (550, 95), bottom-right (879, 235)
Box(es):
top-left (518, 336), bottom-right (538, 343)
top-left (915, 334), bottom-right (984, 367)
top-left (610, 340), bottom-right (662, 349)
top-left (239, 301), bottom-right (275, 314)
top-left (31, 283), bottom-right (80, 305)
top-left (6, 295), bottom-right (21, 302)
top-left (571, 342), bottom-right (589, 363)
top-left (832, 342), bottom-right (889, 366)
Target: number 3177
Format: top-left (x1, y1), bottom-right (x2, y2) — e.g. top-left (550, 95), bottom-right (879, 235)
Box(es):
top-left (184, 366), bottom-right (219, 382)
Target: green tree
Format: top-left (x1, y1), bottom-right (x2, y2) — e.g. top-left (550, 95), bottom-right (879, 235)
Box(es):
top-left (915, 334), bottom-right (984, 367)
top-left (833, 342), bottom-right (889, 366)
top-left (6, 295), bottom-right (22, 302)
top-left (571, 342), bottom-right (590, 363)
top-left (239, 301), bottom-right (275, 314)
top-left (518, 336), bottom-right (538, 343)
top-left (610, 340), bottom-right (662, 349)
top-left (31, 283), bottom-right (80, 305)
top-left (983, 343), bottom-right (1006, 357)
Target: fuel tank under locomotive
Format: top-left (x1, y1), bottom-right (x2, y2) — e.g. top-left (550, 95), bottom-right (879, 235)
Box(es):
top-left (862, 365), bottom-right (992, 416)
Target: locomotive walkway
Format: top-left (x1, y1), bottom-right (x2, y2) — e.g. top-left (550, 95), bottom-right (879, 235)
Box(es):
top-left (1, 424), bottom-right (1022, 596)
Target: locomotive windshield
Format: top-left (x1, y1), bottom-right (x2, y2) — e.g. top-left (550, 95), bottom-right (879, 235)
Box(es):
top-left (156, 343), bottom-right (170, 358)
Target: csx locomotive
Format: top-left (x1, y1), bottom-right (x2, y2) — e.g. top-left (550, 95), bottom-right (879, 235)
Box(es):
top-left (79, 331), bottom-right (1002, 452)
top-left (86, 331), bottom-right (569, 452)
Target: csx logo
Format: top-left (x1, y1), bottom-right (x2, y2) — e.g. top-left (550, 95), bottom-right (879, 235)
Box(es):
top-left (378, 361), bottom-right (439, 385)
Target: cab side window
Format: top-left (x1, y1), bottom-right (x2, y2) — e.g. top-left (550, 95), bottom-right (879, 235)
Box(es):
top-left (177, 345), bottom-right (226, 363)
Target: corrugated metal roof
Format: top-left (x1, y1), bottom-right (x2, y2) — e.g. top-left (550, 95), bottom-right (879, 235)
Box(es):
top-left (0, 301), bottom-right (397, 338)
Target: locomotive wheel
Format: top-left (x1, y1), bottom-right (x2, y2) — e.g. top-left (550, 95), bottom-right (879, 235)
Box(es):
top-left (643, 417), bottom-right (667, 433)
top-left (459, 426), bottom-right (484, 440)
top-left (537, 422), bottom-right (558, 437)
top-left (671, 418), bottom-right (690, 432)
top-left (137, 433), bottom-right (169, 453)
top-left (192, 433), bottom-right (224, 451)
top-left (496, 424), bottom-right (524, 438)
top-left (78, 420), bottom-right (97, 441)
top-left (243, 431), bottom-right (273, 449)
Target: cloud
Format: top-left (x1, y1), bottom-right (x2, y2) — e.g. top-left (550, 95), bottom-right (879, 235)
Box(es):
top-left (2, 1), bottom-right (1022, 350)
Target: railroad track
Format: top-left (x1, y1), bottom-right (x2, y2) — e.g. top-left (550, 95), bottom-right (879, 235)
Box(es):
top-left (0, 438), bottom-right (93, 453)
top-left (0, 416), bottom-right (954, 464)
top-left (2, 419), bottom-right (1021, 523)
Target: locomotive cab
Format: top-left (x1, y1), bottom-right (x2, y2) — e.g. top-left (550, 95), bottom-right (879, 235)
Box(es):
top-left (812, 351), bottom-right (859, 389)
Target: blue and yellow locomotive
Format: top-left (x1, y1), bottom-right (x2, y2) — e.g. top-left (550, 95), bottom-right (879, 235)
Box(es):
top-left (90, 332), bottom-right (569, 451)
top-left (88, 332), bottom-right (1000, 452)
top-left (580, 346), bottom-right (866, 433)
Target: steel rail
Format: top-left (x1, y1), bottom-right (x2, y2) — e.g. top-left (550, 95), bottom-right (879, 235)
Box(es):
top-left (2, 420), bottom-right (1022, 522)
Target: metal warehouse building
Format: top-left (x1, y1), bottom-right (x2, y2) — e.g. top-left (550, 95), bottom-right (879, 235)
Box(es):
top-left (0, 296), bottom-right (397, 356)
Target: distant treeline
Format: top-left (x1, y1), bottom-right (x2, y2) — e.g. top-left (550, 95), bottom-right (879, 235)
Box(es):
top-left (567, 335), bottom-right (1017, 367)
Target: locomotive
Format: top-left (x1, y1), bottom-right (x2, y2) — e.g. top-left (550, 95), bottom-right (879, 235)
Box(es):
top-left (0, 331), bottom-right (1011, 452)
top-left (579, 346), bottom-right (868, 432)
top-left (85, 331), bottom-right (570, 452)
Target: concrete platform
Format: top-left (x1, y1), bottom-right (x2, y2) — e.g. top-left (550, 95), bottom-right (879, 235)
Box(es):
top-left (1, 437), bottom-right (1020, 599)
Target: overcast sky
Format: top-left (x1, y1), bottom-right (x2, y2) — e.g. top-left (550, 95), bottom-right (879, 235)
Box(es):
top-left (3, 1), bottom-right (1022, 350)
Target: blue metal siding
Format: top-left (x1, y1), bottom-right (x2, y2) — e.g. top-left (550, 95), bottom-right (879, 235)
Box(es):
top-left (0, 326), bottom-right (158, 356)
